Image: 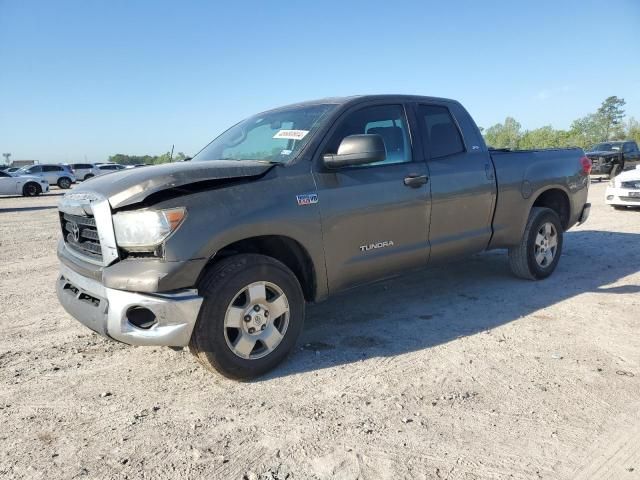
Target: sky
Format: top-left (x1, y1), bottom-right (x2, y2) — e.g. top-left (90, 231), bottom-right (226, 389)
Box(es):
top-left (1, 0), bottom-right (639, 164)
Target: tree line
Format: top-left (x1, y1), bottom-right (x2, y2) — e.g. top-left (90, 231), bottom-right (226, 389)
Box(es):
top-left (108, 152), bottom-right (189, 165)
top-left (483, 96), bottom-right (640, 150)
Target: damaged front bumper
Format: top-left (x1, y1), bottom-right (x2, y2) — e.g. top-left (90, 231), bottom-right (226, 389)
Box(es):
top-left (56, 263), bottom-right (203, 347)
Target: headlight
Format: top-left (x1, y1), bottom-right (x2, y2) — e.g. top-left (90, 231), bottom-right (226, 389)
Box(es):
top-left (113, 207), bottom-right (186, 250)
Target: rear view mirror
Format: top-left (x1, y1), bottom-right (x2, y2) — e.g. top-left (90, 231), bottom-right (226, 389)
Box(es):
top-left (323, 134), bottom-right (386, 168)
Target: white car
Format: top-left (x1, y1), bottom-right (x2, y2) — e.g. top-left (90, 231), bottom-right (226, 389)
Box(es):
top-left (67, 163), bottom-right (101, 181)
top-left (0, 170), bottom-right (49, 196)
top-left (605, 165), bottom-right (640, 209)
top-left (17, 164), bottom-right (76, 189)
top-left (95, 163), bottom-right (127, 174)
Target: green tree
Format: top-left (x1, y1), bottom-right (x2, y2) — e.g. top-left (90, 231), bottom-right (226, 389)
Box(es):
top-left (597, 96), bottom-right (626, 140)
top-left (626, 118), bottom-right (640, 145)
top-left (484, 117), bottom-right (522, 149)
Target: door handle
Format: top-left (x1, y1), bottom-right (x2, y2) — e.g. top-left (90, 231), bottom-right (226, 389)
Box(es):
top-left (403, 174), bottom-right (429, 188)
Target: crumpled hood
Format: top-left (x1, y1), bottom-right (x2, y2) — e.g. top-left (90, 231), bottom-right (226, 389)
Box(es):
top-left (72, 160), bottom-right (273, 209)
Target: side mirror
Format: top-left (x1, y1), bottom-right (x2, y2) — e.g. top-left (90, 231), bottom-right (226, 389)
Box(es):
top-left (323, 134), bottom-right (386, 168)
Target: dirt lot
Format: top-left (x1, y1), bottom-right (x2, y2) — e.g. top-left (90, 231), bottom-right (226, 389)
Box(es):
top-left (0, 182), bottom-right (639, 480)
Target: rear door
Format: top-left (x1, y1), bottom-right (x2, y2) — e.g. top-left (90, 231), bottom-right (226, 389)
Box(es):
top-left (313, 102), bottom-right (431, 293)
top-left (42, 165), bottom-right (62, 183)
top-left (414, 103), bottom-right (497, 259)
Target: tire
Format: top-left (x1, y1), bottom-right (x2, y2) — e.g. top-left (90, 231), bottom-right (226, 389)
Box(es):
top-left (189, 254), bottom-right (305, 379)
top-left (83, 174), bottom-right (94, 181)
top-left (22, 182), bottom-right (41, 197)
top-left (613, 205), bottom-right (627, 210)
top-left (58, 177), bottom-right (72, 189)
top-left (508, 207), bottom-right (563, 280)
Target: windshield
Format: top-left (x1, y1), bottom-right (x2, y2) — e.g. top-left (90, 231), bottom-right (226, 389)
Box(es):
top-left (591, 142), bottom-right (621, 152)
top-left (192, 104), bottom-right (337, 163)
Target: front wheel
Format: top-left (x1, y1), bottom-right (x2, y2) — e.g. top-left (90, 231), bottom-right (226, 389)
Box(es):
top-left (508, 207), bottom-right (563, 280)
top-left (22, 182), bottom-right (40, 197)
top-left (189, 254), bottom-right (305, 379)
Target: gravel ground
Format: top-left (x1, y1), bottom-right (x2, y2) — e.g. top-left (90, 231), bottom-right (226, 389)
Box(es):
top-left (1, 182), bottom-right (639, 480)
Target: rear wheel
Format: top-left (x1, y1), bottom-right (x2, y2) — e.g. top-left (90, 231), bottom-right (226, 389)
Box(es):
top-left (508, 207), bottom-right (563, 280)
top-left (57, 177), bottom-right (72, 189)
top-left (189, 254), bottom-right (305, 379)
top-left (83, 174), bottom-right (94, 181)
top-left (22, 182), bottom-right (41, 197)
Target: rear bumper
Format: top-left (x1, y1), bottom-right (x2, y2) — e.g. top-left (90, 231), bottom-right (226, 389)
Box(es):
top-left (56, 263), bottom-right (203, 346)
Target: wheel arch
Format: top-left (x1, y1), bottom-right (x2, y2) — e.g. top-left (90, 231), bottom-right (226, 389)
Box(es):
top-left (199, 235), bottom-right (318, 302)
top-left (530, 187), bottom-right (571, 230)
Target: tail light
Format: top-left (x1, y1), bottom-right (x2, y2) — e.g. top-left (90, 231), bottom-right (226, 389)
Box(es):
top-left (580, 156), bottom-right (592, 175)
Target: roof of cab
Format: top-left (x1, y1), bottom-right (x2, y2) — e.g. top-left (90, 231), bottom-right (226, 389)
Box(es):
top-left (264, 94), bottom-right (458, 112)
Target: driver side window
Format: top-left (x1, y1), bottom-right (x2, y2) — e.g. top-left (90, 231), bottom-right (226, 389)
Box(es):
top-left (326, 105), bottom-right (412, 166)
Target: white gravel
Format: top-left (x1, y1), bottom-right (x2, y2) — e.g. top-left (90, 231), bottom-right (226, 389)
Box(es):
top-left (1, 183), bottom-right (639, 479)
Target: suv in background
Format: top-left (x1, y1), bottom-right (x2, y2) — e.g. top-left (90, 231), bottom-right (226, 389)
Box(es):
top-left (68, 163), bottom-right (100, 181)
top-left (20, 164), bottom-right (76, 189)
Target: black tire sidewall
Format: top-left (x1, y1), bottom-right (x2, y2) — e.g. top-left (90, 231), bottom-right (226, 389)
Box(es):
top-left (58, 177), bottom-right (71, 189)
top-left (525, 210), bottom-right (563, 279)
top-left (193, 256), bottom-right (304, 379)
top-left (23, 183), bottom-right (38, 196)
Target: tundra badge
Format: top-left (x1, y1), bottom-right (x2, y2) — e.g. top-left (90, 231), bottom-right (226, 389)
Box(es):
top-left (360, 240), bottom-right (395, 252)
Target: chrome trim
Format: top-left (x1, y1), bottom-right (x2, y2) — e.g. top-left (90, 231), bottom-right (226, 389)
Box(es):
top-left (58, 191), bottom-right (119, 267)
top-left (57, 263), bottom-right (203, 347)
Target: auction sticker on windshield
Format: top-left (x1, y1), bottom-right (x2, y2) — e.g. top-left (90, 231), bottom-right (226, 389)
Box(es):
top-left (273, 130), bottom-right (309, 140)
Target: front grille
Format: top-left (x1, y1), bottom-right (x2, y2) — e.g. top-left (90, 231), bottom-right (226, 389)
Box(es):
top-left (621, 181), bottom-right (640, 190)
top-left (60, 212), bottom-right (103, 261)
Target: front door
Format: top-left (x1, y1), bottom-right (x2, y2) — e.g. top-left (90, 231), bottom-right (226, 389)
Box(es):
top-left (313, 103), bottom-right (431, 294)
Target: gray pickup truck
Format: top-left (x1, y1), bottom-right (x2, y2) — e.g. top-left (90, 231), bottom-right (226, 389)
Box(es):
top-left (56, 95), bottom-right (591, 379)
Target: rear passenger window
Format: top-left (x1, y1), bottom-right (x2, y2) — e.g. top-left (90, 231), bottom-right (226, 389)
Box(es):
top-left (418, 105), bottom-right (465, 159)
top-left (43, 165), bottom-right (62, 172)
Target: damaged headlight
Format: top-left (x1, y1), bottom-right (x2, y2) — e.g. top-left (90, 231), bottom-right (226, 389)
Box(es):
top-left (113, 207), bottom-right (186, 251)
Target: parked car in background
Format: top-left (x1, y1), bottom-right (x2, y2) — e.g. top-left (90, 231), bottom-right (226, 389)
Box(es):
top-left (125, 164), bottom-right (148, 169)
top-left (5, 167), bottom-right (25, 175)
top-left (606, 165), bottom-right (640, 210)
top-left (585, 141), bottom-right (640, 179)
top-left (0, 170), bottom-right (49, 196)
top-left (18, 164), bottom-right (76, 189)
top-left (67, 163), bottom-right (101, 181)
top-left (95, 163), bottom-right (127, 174)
